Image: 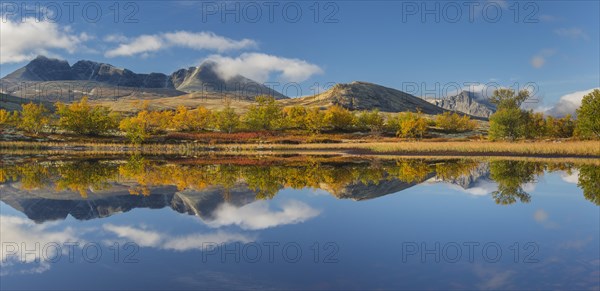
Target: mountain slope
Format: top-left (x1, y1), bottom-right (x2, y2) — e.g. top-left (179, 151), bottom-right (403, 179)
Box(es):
top-left (283, 81), bottom-right (447, 114)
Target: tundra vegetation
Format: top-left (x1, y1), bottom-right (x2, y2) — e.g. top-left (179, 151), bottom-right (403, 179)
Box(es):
top-left (0, 89), bottom-right (598, 146)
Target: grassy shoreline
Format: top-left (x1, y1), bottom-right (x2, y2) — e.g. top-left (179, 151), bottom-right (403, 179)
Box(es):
top-left (1, 140), bottom-right (599, 158)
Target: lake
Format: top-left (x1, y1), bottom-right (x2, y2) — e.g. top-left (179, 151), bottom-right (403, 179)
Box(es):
top-left (1, 155), bottom-right (598, 290)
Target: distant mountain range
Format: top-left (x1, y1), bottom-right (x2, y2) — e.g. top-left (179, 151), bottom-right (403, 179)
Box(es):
top-left (1, 55), bottom-right (286, 100)
top-left (427, 91), bottom-right (496, 118)
top-left (1, 56), bottom-right (495, 118)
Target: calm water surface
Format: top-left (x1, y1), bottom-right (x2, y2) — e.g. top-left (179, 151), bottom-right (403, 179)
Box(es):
top-left (0, 156), bottom-right (598, 290)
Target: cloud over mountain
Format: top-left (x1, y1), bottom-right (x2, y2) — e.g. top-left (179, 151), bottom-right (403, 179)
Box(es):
top-left (0, 18), bottom-right (90, 64)
top-left (105, 31), bottom-right (257, 58)
top-left (539, 88), bottom-right (599, 117)
top-left (204, 53), bottom-right (324, 83)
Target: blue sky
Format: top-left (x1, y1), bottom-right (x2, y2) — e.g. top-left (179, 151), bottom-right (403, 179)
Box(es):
top-left (1, 0), bottom-right (598, 109)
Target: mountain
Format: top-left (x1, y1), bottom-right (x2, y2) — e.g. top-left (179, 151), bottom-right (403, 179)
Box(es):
top-left (4, 56), bottom-right (75, 81)
top-left (172, 62), bottom-right (287, 99)
top-left (0, 56), bottom-right (288, 101)
top-left (427, 91), bottom-right (496, 119)
top-left (282, 81), bottom-right (447, 114)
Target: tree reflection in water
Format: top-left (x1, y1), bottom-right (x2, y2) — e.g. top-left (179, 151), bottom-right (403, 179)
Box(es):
top-left (0, 156), bottom-right (597, 205)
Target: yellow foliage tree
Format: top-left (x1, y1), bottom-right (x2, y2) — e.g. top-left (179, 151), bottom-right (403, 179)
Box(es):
top-left (18, 103), bottom-right (50, 134)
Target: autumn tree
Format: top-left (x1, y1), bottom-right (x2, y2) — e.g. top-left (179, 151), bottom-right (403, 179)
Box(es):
top-left (394, 111), bottom-right (429, 139)
top-left (0, 109), bottom-right (12, 129)
top-left (118, 109), bottom-right (172, 144)
top-left (324, 105), bottom-right (355, 131)
top-left (575, 89), bottom-right (600, 139)
top-left (173, 106), bottom-right (213, 132)
top-left (304, 107), bottom-right (326, 134)
top-left (546, 114), bottom-right (575, 138)
top-left (283, 106), bottom-right (307, 130)
top-left (55, 97), bottom-right (119, 136)
top-left (244, 96), bottom-right (283, 131)
top-left (434, 112), bottom-right (477, 133)
top-left (18, 103), bottom-right (51, 134)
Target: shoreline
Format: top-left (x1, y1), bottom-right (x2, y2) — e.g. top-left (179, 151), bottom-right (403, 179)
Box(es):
top-left (1, 140), bottom-right (599, 158)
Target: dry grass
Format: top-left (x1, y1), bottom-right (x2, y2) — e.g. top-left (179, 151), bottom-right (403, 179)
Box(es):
top-left (222, 140), bottom-right (600, 157)
top-left (1, 140), bottom-right (599, 157)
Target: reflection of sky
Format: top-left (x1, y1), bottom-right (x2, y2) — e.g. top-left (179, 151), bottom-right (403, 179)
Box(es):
top-left (1, 171), bottom-right (598, 290)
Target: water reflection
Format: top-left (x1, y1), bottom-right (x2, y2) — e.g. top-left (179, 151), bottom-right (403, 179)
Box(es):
top-left (1, 155), bottom-right (598, 289)
top-left (0, 156), bottom-right (598, 224)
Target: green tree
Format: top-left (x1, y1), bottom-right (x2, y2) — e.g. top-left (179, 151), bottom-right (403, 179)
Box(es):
top-left (324, 105), bottom-right (355, 131)
top-left (490, 88), bottom-right (530, 110)
top-left (488, 89), bottom-right (532, 141)
top-left (357, 110), bottom-right (385, 134)
top-left (489, 108), bottom-right (530, 141)
top-left (244, 96), bottom-right (283, 131)
top-left (577, 165), bottom-right (600, 205)
top-left (215, 104), bottom-right (241, 133)
top-left (55, 97), bottom-right (119, 136)
top-left (18, 103), bottom-right (51, 134)
top-left (575, 89), bottom-right (600, 139)
top-left (489, 160), bottom-right (541, 205)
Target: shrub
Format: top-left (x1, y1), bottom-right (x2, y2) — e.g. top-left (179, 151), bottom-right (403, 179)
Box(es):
top-left (244, 96), bottom-right (283, 131)
top-left (214, 105), bottom-right (241, 133)
top-left (434, 112), bottom-right (477, 133)
top-left (304, 107), bottom-right (326, 134)
top-left (18, 103), bottom-right (51, 134)
top-left (324, 105), bottom-right (355, 131)
top-left (356, 110), bottom-right (385, 134)
top-left (396, 111), bottom-right (428, 139)
top-left (56, 97), bottom-right (119, 136)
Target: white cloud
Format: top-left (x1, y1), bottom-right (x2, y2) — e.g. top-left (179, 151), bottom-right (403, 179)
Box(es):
top-left (0, 18), bottom-right (89, 64)
top-left (0, 215), bottom-right (81, 275)
top-left (539, 88), bottom-right (599, 117)
top-left (105, 31), bottom-right (257, 58)
top-left (554, 28), bottom-right (590, 41)
top-left (531, 49), bottom-right (556, 69)
top-left (103, 33), bottom-right (129, 43)
top-left (560, 170), bottom-right (579, 184)
top-left (533, 209), bottom-right (548, 222)
top-left (205, 53), bottom-right (324, 83)
top-left (206, 200), bottom-right (320, 230)
top-left (103, 224), bottom-right (162, 247)
top-left (440, 179), bottom-right (498, 196)
top-left (103, 224), bottom-right (253, 251)
top-left (531, 56), bottom-right (546, 69)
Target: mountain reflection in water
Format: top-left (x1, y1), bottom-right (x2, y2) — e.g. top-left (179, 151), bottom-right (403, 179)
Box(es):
top-left (1, 156), bottom-right (598, 223)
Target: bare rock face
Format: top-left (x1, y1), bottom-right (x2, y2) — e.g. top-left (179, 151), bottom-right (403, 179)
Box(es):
top-left (428, 91), bottom-right (496, 119)
top-left (71, 60), bottom-right (175, 88)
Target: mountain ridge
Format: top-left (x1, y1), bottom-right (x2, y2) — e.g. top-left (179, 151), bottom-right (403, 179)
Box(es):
top-left (1, 56), bottom-right (287, 100)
